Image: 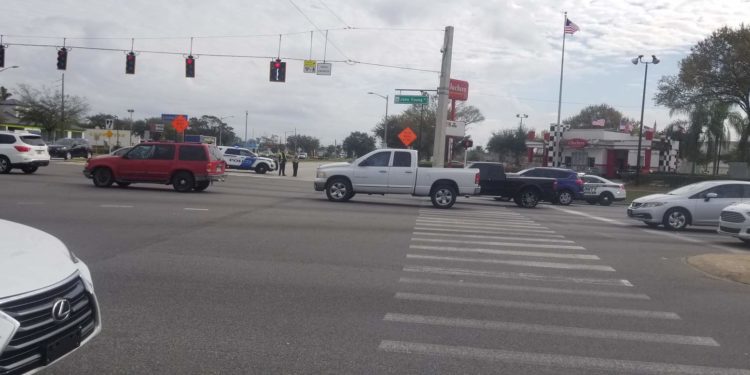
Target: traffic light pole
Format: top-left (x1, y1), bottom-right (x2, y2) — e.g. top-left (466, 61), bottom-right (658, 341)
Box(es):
top-left (60, 73), bottom-right (65, 141)
top-left (432, 26), bottom-right (454, 168)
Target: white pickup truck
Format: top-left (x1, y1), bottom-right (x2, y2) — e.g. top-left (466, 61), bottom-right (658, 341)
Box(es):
top-left (314, 149), bottom-right (480, 208)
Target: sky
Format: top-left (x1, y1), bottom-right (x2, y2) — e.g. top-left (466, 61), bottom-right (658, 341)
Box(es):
top-left (2, 0), bottom-right (749, 148)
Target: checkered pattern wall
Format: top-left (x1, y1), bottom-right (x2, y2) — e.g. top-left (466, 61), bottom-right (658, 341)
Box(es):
top-left (547, 123), bottom-right (569, 167)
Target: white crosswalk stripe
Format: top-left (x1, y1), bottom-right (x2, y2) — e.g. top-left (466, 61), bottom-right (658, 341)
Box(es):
top-left (409, 245), bottom-right (598, 260)
top-left (412, 231), bottom-right (575, 243)
top-left (411, 237), bottom-right (586, 250)
top-left (406, 254), bottom-right (616, 271)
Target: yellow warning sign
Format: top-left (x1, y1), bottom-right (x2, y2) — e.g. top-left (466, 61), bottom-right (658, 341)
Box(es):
top-left (303, 60), bottom-right (316, 73)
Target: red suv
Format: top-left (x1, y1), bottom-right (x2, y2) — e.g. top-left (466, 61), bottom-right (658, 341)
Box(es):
top-left (83, 142), bottom-right (226, 192)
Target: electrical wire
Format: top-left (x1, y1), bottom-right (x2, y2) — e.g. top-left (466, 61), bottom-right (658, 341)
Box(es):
top-left (318, 0), bottom-right (352, 29)
top-left (287, 0), bottom-right (353, 61)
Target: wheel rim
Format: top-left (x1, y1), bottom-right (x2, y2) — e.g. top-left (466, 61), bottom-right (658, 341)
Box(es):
top-left (435, 188), bottom-right (453, 206)
top-left (330, 182), bottom-right (347, 199)
top-left (602, 195), bottom-right (611, 203)
top-left (559, 192), bottom-right (572, 204)
top-left (66, 152), bottom-right (71, 159)
top-left (522, 191), bottom-right (537, 206)
top-left (0, 159), bottom-right (8, 172)
top-left (176, 178), bottom-right (189, 189)
top-left (668, 211), bottom-right (686, 229)
top-left (95, 170), bottom-right (110, 184)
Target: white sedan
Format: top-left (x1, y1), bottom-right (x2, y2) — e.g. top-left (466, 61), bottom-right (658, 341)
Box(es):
top-left (718, 202), bottom-right (750, 244)
top-left (627, 180), bottom-right (750, 230)
top-left (581, 175), bottom-right (627, 206)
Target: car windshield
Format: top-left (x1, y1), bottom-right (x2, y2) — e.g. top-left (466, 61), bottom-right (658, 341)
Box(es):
top-left (667, 181), bottom-right (716, 195)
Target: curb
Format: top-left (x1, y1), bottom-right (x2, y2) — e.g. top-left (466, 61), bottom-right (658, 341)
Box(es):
top-left (686, 254), bottom-right (750, 285)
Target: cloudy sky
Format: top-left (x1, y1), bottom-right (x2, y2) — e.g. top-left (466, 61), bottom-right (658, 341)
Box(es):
top-left (3, 0), bottom-right (749, 147)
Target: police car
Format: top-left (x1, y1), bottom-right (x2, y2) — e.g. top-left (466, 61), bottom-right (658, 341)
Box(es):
top-left (218, 146), bottom-right (276, 174)
top-left (581, 174), bottom-right (627, 206)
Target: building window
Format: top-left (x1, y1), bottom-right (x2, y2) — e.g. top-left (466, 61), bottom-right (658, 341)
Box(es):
top-left (588, 157), bottom-right (595, 167)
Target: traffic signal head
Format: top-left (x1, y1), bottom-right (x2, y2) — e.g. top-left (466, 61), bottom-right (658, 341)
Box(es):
top-left (57, 48), bottom-right (67, 70)
top-left (269, 58), bottom-right (286, 82)
top-left (185, 55), bottom-right (195, 78)
top-left (125, 52), bottom-right (136, 74)
top-left (0, 45), bottom-right (5, 68)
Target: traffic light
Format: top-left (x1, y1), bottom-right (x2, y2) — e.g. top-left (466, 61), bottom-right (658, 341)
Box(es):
top-left (464, 139), bottom-right (473, 148)
top-left (125, 52), bottom-right (136, 74)
top-left (185, 55), bottom-right (195, 78)
top-left (269, 58), bottom-right (286, 82)
top-left (57, 48), bottom-right (67, 70)
top-left (0, 45), bottom-right (5, 68)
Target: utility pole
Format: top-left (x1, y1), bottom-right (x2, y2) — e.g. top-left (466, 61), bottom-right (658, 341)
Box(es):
top-left (244, 110), bottom-right (249, 145)
top-left (127, 109), bottom-right (134, 144)
top-left (432, 26), bottom-right (454, 167)
top-left (59, 73), bottom-right (65, 140)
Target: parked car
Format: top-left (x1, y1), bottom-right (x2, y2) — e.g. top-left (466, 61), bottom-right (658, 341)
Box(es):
top-left (218, 146), bottom-right (276, 174)
top-left (83, 142), bottom-right (226, 192)
top-left (298, 152), bottom-right (308, 160)
top-left (582, 174), bottom-right (627, 206)
top-left (628, 180), bottom-right (750, 230)
top-left (0, 219), bottom-right (101, 374)
top-left (468, 162), bottom-right (556, 208)
top-left (314, 149), bottom-right (480, 208)
top-left (717, 202), bottom-right (750, 244)
top-left (0, 131), bottom-right (50, 174)
top-left (515, 167), bottom-right (584, 205)
top-left (47, 138), bottom-right (92, 160)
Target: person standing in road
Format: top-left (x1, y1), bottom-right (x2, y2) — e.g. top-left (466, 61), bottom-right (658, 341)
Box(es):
top-left (292, 153), bottom-right (300, 177)
top-left (278, 148), bottom-right (287, 176)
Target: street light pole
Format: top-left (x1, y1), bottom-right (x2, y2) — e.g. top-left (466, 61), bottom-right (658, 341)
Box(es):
top-left (632, 55), bottom-right (660, 185)
top-left (244, 110), bottom-right (248, 145)
top-left (516, 113), bottom-right (528, 127)
top-left (367, 92), bottom-right (389, 148)
top-left (127, 109), bottom-right (134, 144)
top-left (218, 115), bottom-right (234, 146)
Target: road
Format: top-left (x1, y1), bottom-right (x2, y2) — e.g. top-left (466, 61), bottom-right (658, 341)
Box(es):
top-left (1, 162), bottom-right (749, 374)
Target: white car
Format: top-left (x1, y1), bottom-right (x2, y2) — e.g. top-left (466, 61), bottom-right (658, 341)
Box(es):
top-left (581, 174), bottom-right (627, 206)
top-left (298, 152), bottom-right (308, 160)
top-left (218, 146), bottom-right (276, 174)
top-left (628, 180), bottom-right (750, 230)
top-left (314, 149), bottom-right (480, 208)
top-left (0, 131), bottom-right (50, 174)
top-left (718, 202), bottom-right (750, 244)
top-left (0, 219), bottom-right (101, 374)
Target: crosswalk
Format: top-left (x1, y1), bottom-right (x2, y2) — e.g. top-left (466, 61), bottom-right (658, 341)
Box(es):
top-left (378, 207), bottom-right (750, 374)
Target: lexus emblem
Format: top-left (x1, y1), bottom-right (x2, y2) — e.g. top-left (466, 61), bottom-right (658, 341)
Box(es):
top-left (51, 299), bottom-right (72, 322)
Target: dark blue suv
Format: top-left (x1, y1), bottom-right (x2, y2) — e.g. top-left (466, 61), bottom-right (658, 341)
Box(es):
top-left (516, 167), bottom-right (584, 205)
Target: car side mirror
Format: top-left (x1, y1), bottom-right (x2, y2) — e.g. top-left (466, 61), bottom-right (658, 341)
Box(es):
top-left (704, 192), bottom-right (718, 201)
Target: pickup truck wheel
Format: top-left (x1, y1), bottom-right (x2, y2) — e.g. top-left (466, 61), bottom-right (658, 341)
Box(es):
top-left (255, 164), bottom-right (268, 174)
top-left (557, 190), bottom-right (574, 205)
top-left (431, 184), bottom-right (457, 209)
top-left (172, 172), bottom-right (195, 192)
top-left (598, 192), bottom-right (614, 206)
top-left (194, 181), bottom-right (210, 192)
top-left (93, 168), bottom-right (114, 187)
top-left (326, 178), bottom-right (352, 202)
top-left (517, 188), bottom-right (540, 208)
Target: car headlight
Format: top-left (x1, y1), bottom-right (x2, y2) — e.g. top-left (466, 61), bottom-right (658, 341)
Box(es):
top-left (0, 310), bottom-right (20, 355)
top-left (316, 171), bottom-right (326, 178)
top-left (640, 202), bottom-right (666, 208)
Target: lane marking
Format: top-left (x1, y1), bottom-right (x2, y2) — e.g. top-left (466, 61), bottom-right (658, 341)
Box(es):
top-left (399, 277), bottom-right (645, 299)
top-left (412, 232), bottom-right (574, 243)
top-left (418, 212), bottom-right (530, 220)
top-left (184, 208), bottom-right (209, 211)
top-left (546, 206), bottom-right (628, 225)
top-left (419, 209), bottom-right (523, 216)
top-left (414, 226), bottom-right (562, 237)
top-left (418, 217), bottom-right (542, 227)
top-left (394, 292), bottom-right (679, 320)
top-left (409, 245), bottom-right (598, 260)
top-left (16, 201), bottom-right (44, 205)
top-left (402, 266), bottom-right (633, 287)
top-left (411, 237), bottom-right (586, 250)
top-left (406, 254), bottom-right (616, 272)
top-left (378, 341), bottom-right (747, 375)
top-left (383, 314), bottom-right (718, 346)
top-left (99, 204), bottom-right (133, 208)
top-left (415, 222), bottom-right (555, 233)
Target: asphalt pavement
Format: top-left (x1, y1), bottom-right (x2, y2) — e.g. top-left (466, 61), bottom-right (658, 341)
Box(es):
top-left (1, 162), bottom-right (749, 374)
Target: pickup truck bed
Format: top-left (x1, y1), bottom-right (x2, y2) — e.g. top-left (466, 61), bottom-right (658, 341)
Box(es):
top-left (469, 162), bottom-right (556, 208)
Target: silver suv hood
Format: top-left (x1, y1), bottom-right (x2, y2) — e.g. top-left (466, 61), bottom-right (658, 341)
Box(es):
top-left (0, 219), bottom-right (78, 300)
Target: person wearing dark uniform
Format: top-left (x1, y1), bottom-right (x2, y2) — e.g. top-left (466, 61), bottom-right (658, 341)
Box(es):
top-left (292, 153), bottom-right (300, 177)
top-left (278, 149), bottom-right (287, 176)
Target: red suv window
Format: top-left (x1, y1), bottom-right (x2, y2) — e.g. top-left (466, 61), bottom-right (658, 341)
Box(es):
top-left (179, 145), bottom-right (207, 161)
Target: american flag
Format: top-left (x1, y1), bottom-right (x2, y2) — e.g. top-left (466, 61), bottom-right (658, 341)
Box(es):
top-left (591, 118), bottom-right (605, 127)
top-left (565, 19), bottom-right (580, 34)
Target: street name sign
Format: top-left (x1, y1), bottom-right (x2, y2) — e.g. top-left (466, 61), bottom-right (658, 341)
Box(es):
top-left (394, 95), bottom-right (429, 105)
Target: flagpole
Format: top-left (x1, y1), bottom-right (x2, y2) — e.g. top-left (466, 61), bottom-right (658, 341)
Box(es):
top-left (555, 12), bottom-right (567, 128)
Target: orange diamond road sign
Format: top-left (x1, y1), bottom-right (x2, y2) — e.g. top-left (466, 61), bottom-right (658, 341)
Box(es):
top-left (398, 127), bottom-right (417, 147)
top-left (172, 115), bottom-right (189, 133)
top-left (105, 130), bottom-right (113, 138)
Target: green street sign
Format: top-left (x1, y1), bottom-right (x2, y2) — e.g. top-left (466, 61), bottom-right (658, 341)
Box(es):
top-left (394, 95), bottom-right (429, 104)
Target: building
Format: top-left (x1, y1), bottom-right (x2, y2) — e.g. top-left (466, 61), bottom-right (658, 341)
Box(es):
top-left (0, 99), bottom-right (84, 139)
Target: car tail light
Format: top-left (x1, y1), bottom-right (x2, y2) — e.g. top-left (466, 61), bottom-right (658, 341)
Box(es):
top-left (14, 145), bottom-right (31, 152)
top-left (475, 172), bottom-right (480, 185)
top-left (576, 178), bottom-right (584, 186)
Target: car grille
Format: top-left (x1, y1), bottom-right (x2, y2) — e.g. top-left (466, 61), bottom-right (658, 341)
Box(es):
top-left (0, 276), bottom-right (97, 375)
top-left (720, 226), bottom-right (741, 234)
top-left (720, 211), bottom-right (746, 223)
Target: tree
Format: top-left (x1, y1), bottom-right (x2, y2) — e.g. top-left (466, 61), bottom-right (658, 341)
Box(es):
top-left (16, 84), bottom-right (89, 139)
top-left (185, 115), bottom-right (241, 145)
top-left (563, 104), bottom-right (635, 130)
top-left (655, 25), bottom-right (750, 161)
top-left (0, 86), bottom-right (11, 101)
top-left (286, 134), bottom-right (320, 154)
top-left (85, 113), bottom-right (126, 130)
top-left (468, 145), bottom-right (489, 162)
top-left (343, 131), bottom-right (376, 158)
top-left (325, 144), bottom-right (336, 157)
top-left (487, 124), bottom-right (528, 166)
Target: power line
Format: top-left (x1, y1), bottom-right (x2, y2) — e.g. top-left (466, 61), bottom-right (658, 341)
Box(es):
top-left (287, 0), bottom-right (353, 61)
top-left (0, 29), bottom-right (351, 41)
top-left (318, 0), bottom-right (351, 29)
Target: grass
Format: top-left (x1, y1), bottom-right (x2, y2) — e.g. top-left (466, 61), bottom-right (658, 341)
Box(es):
top-left (624, 185), bottom-right (671, 203)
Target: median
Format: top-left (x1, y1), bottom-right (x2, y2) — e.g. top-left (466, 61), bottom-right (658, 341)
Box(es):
top-left (687, 254), bottom-right (750, 285)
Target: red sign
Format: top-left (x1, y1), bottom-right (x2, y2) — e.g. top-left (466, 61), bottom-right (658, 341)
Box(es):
top-left (449, 79), bottom-right (469, 101)
top-left (172, 115), bottom-right (189, 133)
top-left (566, 138), bottom-right (588, 149)
top-left (398, 127), bottom-right (417, 147)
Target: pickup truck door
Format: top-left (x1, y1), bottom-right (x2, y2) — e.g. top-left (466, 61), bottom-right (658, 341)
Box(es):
top-left (388, 151), bottom-right (417, 194)
top-left (352, 151), bottom-right (391, 193)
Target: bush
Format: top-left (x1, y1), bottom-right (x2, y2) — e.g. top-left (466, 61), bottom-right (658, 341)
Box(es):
top-left (635, 172), bottom-right (749, 188)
